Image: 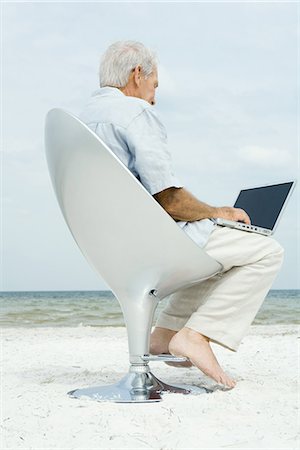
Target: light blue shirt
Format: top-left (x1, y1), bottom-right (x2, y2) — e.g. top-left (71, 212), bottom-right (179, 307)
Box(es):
top-left (80, 87), bottom-right (214, 247)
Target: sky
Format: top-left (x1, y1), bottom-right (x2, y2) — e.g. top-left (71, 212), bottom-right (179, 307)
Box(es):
top-left (1, 1), bottom-right (299, 291)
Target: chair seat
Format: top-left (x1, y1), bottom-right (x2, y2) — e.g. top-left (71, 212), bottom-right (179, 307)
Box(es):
top-left (45, 108), bottom-right (222, 402)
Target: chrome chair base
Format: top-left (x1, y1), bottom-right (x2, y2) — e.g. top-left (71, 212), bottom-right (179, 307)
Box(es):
top-left (68, 364), bottom-right (210, 403)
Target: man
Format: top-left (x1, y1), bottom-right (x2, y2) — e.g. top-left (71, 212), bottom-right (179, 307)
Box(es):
top-left (80, 41), bottom-right (284, 388)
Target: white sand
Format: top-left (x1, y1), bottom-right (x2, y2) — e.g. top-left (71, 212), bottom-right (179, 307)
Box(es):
top-left (1, 325), bottom-right (299, 449)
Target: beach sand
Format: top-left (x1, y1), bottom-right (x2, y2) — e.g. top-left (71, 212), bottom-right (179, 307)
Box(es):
top-left (1, 325), bottom-right (299, 449)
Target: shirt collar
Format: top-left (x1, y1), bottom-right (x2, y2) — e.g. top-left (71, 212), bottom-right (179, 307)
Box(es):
top-left (92, 86), bottom-right (125, 98)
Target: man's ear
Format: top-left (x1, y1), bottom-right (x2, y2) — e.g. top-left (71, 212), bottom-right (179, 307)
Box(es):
top-left (133, 65), bottom-right (142, 87)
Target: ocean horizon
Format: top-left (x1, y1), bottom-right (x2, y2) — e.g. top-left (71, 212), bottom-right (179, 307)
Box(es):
top-left (1, 289), bottom-right (299, 328)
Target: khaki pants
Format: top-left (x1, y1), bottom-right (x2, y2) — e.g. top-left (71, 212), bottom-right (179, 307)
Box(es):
top-left (156, 225), bottom-right (284, 351)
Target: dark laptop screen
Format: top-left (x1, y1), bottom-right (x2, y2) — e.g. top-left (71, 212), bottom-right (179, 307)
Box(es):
top-left (234, 182), bottom-right (294, 229)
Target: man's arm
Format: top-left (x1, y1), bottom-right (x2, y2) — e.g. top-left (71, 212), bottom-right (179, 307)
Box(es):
top-left (154, 187), bottom-right (251, 224)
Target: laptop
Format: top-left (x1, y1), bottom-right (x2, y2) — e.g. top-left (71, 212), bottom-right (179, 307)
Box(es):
top-left (212, 181), bottom-right (296, 236)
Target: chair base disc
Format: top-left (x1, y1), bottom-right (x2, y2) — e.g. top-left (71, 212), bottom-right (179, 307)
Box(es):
top-left (68, 371), bottom-right (210, 403)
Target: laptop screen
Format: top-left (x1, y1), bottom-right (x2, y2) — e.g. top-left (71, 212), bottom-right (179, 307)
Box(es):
top-left (234, 182), bottom-right (294, 230)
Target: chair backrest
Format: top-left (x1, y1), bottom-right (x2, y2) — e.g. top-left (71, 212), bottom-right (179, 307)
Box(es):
top-left (45, 109), bottom-right (221, 302)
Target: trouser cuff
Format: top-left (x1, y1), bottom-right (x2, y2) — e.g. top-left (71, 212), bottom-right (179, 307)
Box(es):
top-left (155, 312), bottom-right (188, 332)
top-left (185, 317), bottom-right (240, 352)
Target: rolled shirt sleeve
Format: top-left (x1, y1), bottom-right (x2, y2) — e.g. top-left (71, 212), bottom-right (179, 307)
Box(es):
top-left (126, 107), bottom-right (183, 195)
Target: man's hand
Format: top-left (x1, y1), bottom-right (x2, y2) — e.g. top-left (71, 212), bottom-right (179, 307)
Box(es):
top-left (153, 187), bottom-right (251, 224)
top-left (214, 206), bottom-right (251, 225)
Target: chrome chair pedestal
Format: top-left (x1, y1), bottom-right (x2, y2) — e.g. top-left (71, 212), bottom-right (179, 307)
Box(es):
top-left (68, 363), bottom-right (210, 403)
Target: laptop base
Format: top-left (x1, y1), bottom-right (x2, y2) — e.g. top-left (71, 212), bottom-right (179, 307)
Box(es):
top-left (213, 219), bottom-right (272, 236)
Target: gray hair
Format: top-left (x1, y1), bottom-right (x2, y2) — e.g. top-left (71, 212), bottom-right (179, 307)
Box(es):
top-left (99, 41), bottom-right (157, 88)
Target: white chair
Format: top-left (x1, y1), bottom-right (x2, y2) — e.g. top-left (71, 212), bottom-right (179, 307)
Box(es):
top-left (45, 108), bottom-right (222, 403)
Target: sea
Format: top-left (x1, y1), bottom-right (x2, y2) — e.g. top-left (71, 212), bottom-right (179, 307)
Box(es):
top-left (0, 290), bottom-right (299, 328)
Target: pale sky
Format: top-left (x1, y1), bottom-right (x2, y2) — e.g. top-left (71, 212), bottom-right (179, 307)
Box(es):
top-left (1, 1), bottom-right (299, 291)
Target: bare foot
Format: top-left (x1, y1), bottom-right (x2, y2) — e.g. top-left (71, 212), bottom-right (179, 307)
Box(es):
top-left (169, 327), bottom-right (236, 388)
top-left (150, 327), bottom-right (176, 354)
top-left (150, 327), bottom-right (193, 368)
